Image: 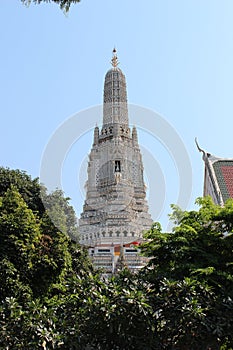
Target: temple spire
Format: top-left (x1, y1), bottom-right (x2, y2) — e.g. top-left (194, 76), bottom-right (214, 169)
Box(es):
top-left (79, 51), bottom-right (153, 250)
top-left (103, 49), bottom-right (128, 126)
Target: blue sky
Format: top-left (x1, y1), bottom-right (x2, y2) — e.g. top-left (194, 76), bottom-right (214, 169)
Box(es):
top-left (1, 1), bottom-right (233, 230)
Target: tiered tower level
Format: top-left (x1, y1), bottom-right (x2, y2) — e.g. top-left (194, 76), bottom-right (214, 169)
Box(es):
top-left (79, 49), bottom-right (152, 246)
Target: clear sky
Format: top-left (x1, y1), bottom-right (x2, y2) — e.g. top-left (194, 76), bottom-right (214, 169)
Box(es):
top-left (1, 0), bottom-right (233, 230)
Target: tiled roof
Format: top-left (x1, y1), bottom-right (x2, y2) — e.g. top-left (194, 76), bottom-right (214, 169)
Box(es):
top-left (213, 160), bottom-right (233, 203)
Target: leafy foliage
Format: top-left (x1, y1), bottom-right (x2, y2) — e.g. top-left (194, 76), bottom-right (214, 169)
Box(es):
top-left (0, 167), bottom-right (79, 241)
top-left (0, 186), bottom-right (72, 299)
top-left (141, 198), bottom-right (233, 294)
top-left (140, 197), bottom-right (233, 349)
top-left (1, 167), bottom-right (233, 350)
top-left (0, 169), bottom-right (99, 348)
top-left (42, 188), bottom-right (79, 241)
top-left (148, 277), bottom-right (233, 350)
top-left (82, 270), bottom-right (157, 350)
top-left (21, 0), bottom-right (81, 12)
top-left (0, 167), bottom-right (44, 215)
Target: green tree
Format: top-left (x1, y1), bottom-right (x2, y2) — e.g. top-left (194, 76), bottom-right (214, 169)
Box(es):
top-left (140, 197), bottom-right (233, 349)
top-left (0, 167), bottom-right (79, 241)
top-left (21, 0), bottom-right (81, 12)
top-left (0, 186), bottom-right (41, 300)
top-left (78, 269), bottom-right (157, 350)
top-left (0, 186), bottom-right (74, 299)
top-left (142, 197), bottom-right (233, 296)
top-left (0, 185), bottom-right (95, 348)
top-left (0, 297), bottom-right (63, 349)
top-left (0, 167), bottom-right (44, 215)
top-left (0, 176), bottom-right (100, 349)
top-left (42, 188), bottom-right (79, 242)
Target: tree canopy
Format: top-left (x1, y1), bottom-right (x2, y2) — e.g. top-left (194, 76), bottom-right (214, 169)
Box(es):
top-left (0, 169), bottom-right (95, 348)
top-left (21, 0), bottom-right (81, 12)
top-left (139, 197), bottom-right (233, 349)
top-left (0, 167), bottom-right (79, 242)
top-left (1, 167), bottom-right (233, 349)
top-left (141, 197), bottom-right (233, 296)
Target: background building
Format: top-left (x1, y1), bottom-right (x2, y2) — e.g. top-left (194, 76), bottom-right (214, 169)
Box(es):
top-left (197, 140), bottom-right (233, 205)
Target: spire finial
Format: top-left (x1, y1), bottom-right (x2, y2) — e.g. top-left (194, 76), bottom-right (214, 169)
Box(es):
top-left (111, 47), bottom-right (119, 68)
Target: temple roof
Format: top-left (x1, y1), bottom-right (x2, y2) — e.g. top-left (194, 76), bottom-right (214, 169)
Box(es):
top-left (196, 139), bottom-right (233, 204)
top-left (211, 159), bottom-right (233, 202)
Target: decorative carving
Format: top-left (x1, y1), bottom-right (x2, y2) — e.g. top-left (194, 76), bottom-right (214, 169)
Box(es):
top-left (111, 48), bottom-right (119, 68)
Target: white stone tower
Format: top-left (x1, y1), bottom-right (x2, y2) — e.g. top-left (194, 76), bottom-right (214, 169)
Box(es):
top-left (79, 49), bottom-right (152, 246)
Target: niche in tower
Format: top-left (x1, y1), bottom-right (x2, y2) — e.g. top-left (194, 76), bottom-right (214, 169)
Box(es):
top-left (115, 160), bottom-right (121, 172)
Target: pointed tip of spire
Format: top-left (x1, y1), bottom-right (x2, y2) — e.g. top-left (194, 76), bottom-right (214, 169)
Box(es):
top-left (111, 47), bottom-right (119, 68)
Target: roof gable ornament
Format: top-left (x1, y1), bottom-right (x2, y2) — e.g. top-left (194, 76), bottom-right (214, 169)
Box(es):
top-left (195, 137), bottom-right (209, 160)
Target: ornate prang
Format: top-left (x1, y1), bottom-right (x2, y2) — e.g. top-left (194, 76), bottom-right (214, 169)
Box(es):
top-left (79, 51), bottom-right (152, 247)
